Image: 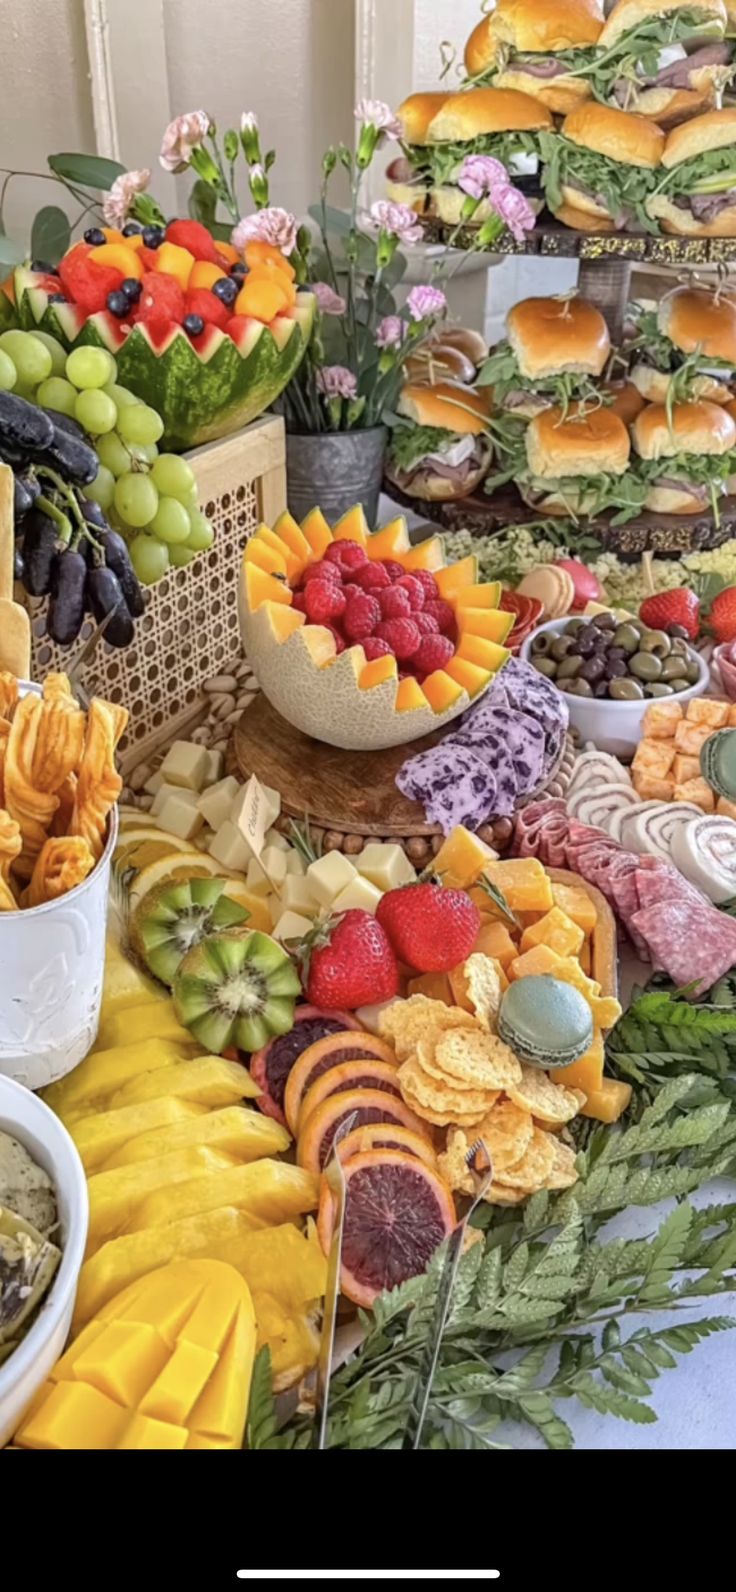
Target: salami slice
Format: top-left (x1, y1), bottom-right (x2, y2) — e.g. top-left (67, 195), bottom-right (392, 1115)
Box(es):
top-left (634, 855), bottom-right (706, 911)
top-left (629, 899), bottom-right (736, 994)
top-left (671, 813), bottom-right (736, 904)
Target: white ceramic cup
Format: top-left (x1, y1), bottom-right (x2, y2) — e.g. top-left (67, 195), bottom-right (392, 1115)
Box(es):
top-left (0, 682), bottom-right (117, 1090)
top-left (520, 619), bottom-right (710, 758)
top-left (0, 1073), bottom-right (88, 1446)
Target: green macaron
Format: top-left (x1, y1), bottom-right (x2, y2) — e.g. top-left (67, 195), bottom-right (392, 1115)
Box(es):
top-left (700, 728), bottom-right (736, 800)
top-left (498, 975), bottom-right (593, 1070)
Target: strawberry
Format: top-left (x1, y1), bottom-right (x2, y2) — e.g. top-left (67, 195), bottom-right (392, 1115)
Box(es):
top-left (423, 599), bottom-right (455, 637)
top-left (639, 587), bottom-right (700, 641)
top-left (412, 634), bottom-right (454, 674)
top-left (301, 909), bottom-right (399, 1009)
top-left (362, 636), bottom-right (392, 660)
top-left (376, 883), bottom-right (481, 974)
top-left (324, 540), bottom-right (368, 572)
top-left (343, 592), bottom-right (381, 640)
top-left (354, 562), bottom-right (391, 593)
top-left (379, 585), bottom-right (412, 619)
top-left (302, 559), bottom-right (343, 587)
top-left (708, 586), bottom-right (736, 643)
top-left (375, 617), bottom-right (421, 659)
top-left (304, 581), bottom-right (347, 624)
top-left (395, 573), bottom-right (425, 612)
top-left (414, 612), bottom-right (440, 636)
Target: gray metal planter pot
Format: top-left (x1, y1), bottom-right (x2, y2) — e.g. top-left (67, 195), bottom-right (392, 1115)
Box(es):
top-left (286, 426), bottom-right (387, 528)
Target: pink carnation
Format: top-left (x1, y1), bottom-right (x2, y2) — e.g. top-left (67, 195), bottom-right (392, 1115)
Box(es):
top-left (159, 110), bottom-right (210, 174)
top-left (102, 168), bottom-right (151, 226)
top-left (492, 183), bottom-right (536, 244)
top-left (458, 154), bottom-right (509, 201)
top-left (354, 99), bottom-right (403, 139)
top-left (316, 365), bottom-right (358, 400)
top-left (406, 284), bottom-right (447, 322)
top-left (367, 201), bottom-right (423, 246)
top-left (231, 206), bottom-right (298, 257)
top-left (312, 281), bottom-right (347, 316)
top-left (375, 315), bottom-right (404, 350)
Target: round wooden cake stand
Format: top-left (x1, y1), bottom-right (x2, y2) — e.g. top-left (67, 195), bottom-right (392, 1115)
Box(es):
top-left (228, 694), bottom-right (576, 865)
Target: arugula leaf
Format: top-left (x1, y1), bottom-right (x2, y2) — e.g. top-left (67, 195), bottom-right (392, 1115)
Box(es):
top-left (388, 422), bottom-right (454, 471)
top-left (539, 131), bottom-right (660, 230)
top-left (479, 340), bottom-right (611, 417)
top-left (415, 131), bottom-right (543, 189)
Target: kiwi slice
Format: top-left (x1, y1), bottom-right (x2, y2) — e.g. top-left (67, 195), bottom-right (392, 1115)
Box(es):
top-left (131, 877), bottom-right (249, 987)
top-left (173, 928), bottom-right (302, 1054)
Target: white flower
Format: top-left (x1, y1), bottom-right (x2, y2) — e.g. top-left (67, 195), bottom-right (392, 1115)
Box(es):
top-left (159, 110), bottom-right (210, 173)
top-left (240, 111), bottom-right (259, 135)
top-left (102, 168), bottom-right (150, 227)
top-left (366, 200), bottom-right (423, 246)
top-left (312, 281), bottom-right (347, 316)
top-left (316, 365), bottom-right (358, 400)
top-left (354, 98), bottom-right (403, 139)
top-left (231, 206), bottom-right (298, 256)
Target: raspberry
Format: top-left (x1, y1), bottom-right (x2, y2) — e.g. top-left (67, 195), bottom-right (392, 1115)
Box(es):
top-left (414, 612), bottom-right (440, 636)
top-left (291, 590), bottom-right (307, 613)
top-left (305, 581), bottom-right (347, 623)
top-left (413, 569), bottom-right (440, 602)
top-left (362, 636), bottom-right (392, 661)
top-left (343, 592), bottom-right (381, 641)
top-left (326, 625), bottom-right (346, 654)
top-left (423, 599), bottom-right (455, 637)
top-left (395, 573), bottom-right (425, 612)
top-left (413, 634), bottom-right (455, 675)
top-left (379, 586), bottom-right (411, 620)
top-left (382, 560), bottom-right (406, 582)
top-left (342, 583), bottom-right (361, 602)
top-left (375, 618), bottom-right (421, 660)
top-left (324, 540), bottom-right (368, 571)
top-left (302, 559), bottom-right (342, 586)
top-left (355, 562), bottom-right (391, 593)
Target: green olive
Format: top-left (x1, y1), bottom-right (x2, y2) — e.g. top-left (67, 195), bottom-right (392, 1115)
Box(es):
top-left (684, 659), bottom-right (701, 685)
top-left (531, 632), bottom-right (552, 656)
top-left (660, 655), bottom-right (686, 681)
top-left (670, 637), bottom-right (688, 656)
top-left (638, 628), bottom-right (671, 657)
top-left (550, 635), bottom-right (574, 662)
top-left (564, 617), bottom-right (587, 635)
top-left (564, 677), bottom-right (594, 698)
top-left (556, 655), bottom-right (582, 680)
top-left (613, 623), bottom-right (640, 654)
top-left (609, 677), bottom-right (644, 701)
top-left (531, 656), bottom-right (558, 679)
top-left (643, 681), bottom-right (674, 697)
top-left (629, 651), bottom-right (663, 681)
top-left (668, 677), bottom-right (691, 694)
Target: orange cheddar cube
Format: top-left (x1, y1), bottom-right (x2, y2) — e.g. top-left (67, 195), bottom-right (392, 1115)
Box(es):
top-left (684, 698), bottom-right (729, 728)
top-left (641, 701), bottom-right (683, 739)
top-left (407, 972), bottom-right (453, 1005)
top-left (579, 936), bottom-right (592, 976)
top-left (717, 796), bottom-right (736, 819)
top-left (473, 919), bottom-right (518, 969)
top-left (580, 1077), bottom-right (632, 1123)
top-left (729, 705), bottom-right (736, 726)
top-left (551, 882), bottom-right (597, 936)
top-left (672, 754), bottom-right (701, 784)
top-left (483, 858), bottom-right (554, 914)
top-left (520, 906), bottom-right (584, 959)
top-left (589, 994), bottom-right (623, 1029)
top-left (673, 778), bottom-right (715, 811)
top-left (432, 827), bottom-right (497, 889)
top-left (553, 1029), bottom-right (604, 1096)
top-left (673, 720), bottom-right (713, 756)
top-left (632, 738), bottom-right (675, 779)
top-left (509, 944), bottom-right (564, 981)
top-left (632, 773), bottom-right (675, 801)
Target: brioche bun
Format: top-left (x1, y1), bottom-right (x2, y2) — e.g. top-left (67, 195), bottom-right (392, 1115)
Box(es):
top-left (561, 101), bottom-right (666, 166)
top-left (552, 201), bottom-right (618, 231)
top-left (404, 345), bottom-right (478, 384)
top-left (427, 87), bottom-right (553, 144)
top-left (507, 295), bottom-right (611, 378)
top-left (629, 364), bottom-right (734, 404)
top-left (660, 285), bottom-right (736, 362)
top-left (644, 483), bottom-right (712, 513)
top-left (439, 327), bottom-right (489, 364)
top-left (599, 0), bottom-right (726, 49)
top-left (646, 193), bottom-right (736, 234)
top-left (396, 381), bottom-right (492, 435)
top-left (493, 69), bottom-right (593, 116)
top-left (661, 105), bottom-right (736, 166)
top-left (386, 449), bottom-right (492, 501)
top-left (525, 404), bottom-right (631, 478)
top-left (603, 379), bottom-right (647, 424)
top-left (632, 399), bottom-right (736, 458)
top-left (465, 0), bottom-right (603, 72)
top-left (396, 93), bottom-right (452, 145)
top-left (620, 84), bottom-right (717, 130)
top-left (430, 187), bottom-right (502, 226)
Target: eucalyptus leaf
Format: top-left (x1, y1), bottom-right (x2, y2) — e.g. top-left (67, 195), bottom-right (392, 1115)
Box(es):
top-left (48, 152), bottom-right (125, 190)
top-left (0, 234), bottom-right (25, 267)
top-left (31, 206), bottom-right (70, 267)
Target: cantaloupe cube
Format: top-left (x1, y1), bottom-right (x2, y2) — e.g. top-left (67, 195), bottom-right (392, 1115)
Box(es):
top-left (300, 508), bottom-right (332, 559)
top-left (432, 826), bottom-right (497, 889)
top-left (455, 582), bottom-right (501, 611)
top-left (434, 555), bottom-right (477, 599)
top-left (484, 858), bottom-right (554, 914)
top-left (421, 670), bottom-right (463, 712)
top-left (446, 657), bottom-right (491, 697)
top-left (366, 519), bottom-right (409, 558)
top-left (456, 634), bottom-right (511, 672)
top-left (473, 919), bottom-right (518, 968)
top-left (520, 906), bottom-right (584, 959)
top-left (360, 654), bottom-right (398, 690)
top-left (396, 677), bottom-right (428, 712)
top-left (407, 972), bottom-right (454, 1004)
top-left (244, 538), bottom-right (288, 578)
top-left (551, 882), bottom-right (597, 936)
top-left (333, 505), bottom-right (369, 546)
top-left (243, 564), bottom-right (292, 611)
top-left (553, 1029), bottom-right (604, 1095)
top-left (580, 1077), bottom-right (632, 1123)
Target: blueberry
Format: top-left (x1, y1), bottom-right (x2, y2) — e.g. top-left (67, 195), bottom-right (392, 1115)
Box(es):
top-left (84, 227), bottom-right (106, 246)
top-left (48, 293), bottom-right (67, 303)
top-left (121, 277), bottom-right (142, 302)
top-left (107, 290), bottom-right (129, 317)
top-left (183, 313), bottom-right (205, 336)
top-left (31, 259), bottom-right (54, 273)
top-left (229, 262), bottom-right (247, 280)
top-left (122, 221), bottom-right (143, 237)
top-left (142, 225), bottom-right (164, 249)
top-left (212, 276), bottom-right (238, 306)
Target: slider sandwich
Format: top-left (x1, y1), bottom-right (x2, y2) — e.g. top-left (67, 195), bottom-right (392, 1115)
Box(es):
top-left (627, 284), bottom-right (736, 403)
top-left (645, 106), bottom-right (736, 231)
top-left (595, 0), bottom-right (732, 128)
top-left (385, 381), bottom-right (494, 501)
top-left (463, 0), bottom-right (605, 115)
top-left (540, 101), bottom-right (665, 229)
top-left (479, 294), bottom-right (612, 418)
top-left (389, 93), bottom-right (452, 212)
top-left (630, 398), bottom-right (736, 512)
top-left (420, 88), bottom-right (553, 225)
top-left (484, 402), bottom-right (635, 517)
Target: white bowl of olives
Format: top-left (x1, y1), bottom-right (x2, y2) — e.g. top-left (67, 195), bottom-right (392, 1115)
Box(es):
top-left (520, 613), bottom-right (709, 757)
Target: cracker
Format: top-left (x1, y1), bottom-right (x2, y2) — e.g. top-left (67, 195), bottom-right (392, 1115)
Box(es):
top-left (544, 1136), bottom-right (579, 1191)
top-left (492, 1125), bottom-right (556, 1190)
top-left (399, 1080), bottom-right (487, 1129)
top-left (483, 1183), bottom-right (528, 1206)
top-left (437, 1128), bottom-right (475, 1195)
top-left (400, 1053), bottom-right (496, 1117)
top-left (435, 1028), bottom-right (522, 1091)
top-left (507, 1065), bottom-right (582, 1126)
top-left (379, 995), bottom-right (479, 1060)
top-left (474, 1099), bottom-right (533, 1175)
top-left (461, 953), bottom-right (504, 1032)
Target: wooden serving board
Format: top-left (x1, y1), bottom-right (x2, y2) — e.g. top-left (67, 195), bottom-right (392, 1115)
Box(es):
top-left (547, 868), bottom-right (618, 1003)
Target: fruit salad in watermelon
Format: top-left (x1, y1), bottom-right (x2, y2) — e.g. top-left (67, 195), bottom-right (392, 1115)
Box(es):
top-left (5, 220), bottom-right (314, 451)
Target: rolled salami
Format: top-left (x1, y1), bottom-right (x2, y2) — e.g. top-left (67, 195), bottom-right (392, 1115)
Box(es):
top-left (671, 813), bottom-right (736, 904)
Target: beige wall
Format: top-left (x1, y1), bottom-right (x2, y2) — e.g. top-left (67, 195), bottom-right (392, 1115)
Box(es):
top-left (1, 0), bottom-right (95, 243)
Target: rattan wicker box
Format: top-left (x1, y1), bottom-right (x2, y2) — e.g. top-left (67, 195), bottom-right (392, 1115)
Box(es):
top-left (25, 414), bottom-right (286, 763)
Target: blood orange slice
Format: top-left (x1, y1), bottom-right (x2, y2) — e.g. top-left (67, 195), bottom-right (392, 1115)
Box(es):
top-left (296, 1089), bottom-right (430, 1174)
top-left (338, 1124), bottom-right (437, 1169)
top-left (297, 1060), bottom-right (401, 1134)
top-left (249, 1004), bottom-right (361, 1125)
top-left (318, 1150), bottom-right (455, 1308)
top-left (284, 1032), bottom-right (397, 1134)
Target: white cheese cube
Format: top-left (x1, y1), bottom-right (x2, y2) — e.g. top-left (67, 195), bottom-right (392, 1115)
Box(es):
top-left (281, 874), bottom-right (319, 917)
top-left (198, 775), bottom-right (240, 831)
top-left (356, 998), bottom-right (403, 1036)
top-left (264, 827), bottom-right (290, 852)
top-left (230, 780), bottom-right (281, 834)
top-left (332, 876), bottom-right (383, 914)
top-left (247, 856), bottom-right (272, 897)
top-left (306, 851), bottom-right (357, 906)
top-left (152, 782), bottom-right (184, 818)
top-left (272, 910), bottom-right (314, 944)
top-left (355, 842), bottom-right (416, 892)
top-left (260, 845), bottom-right (288, 888)
top-left (208, 820), bottom-right (252, 873)
top-left (156, 791), bottom-right (204, 842)
top-left (202, 749), bottom-right (225, 786)
top-left (160, 740), bottom-right (210, 793)
top-left (284, 848), bottom-right (306, 876)
top-left (143, 769), bottom-right (164, 798)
